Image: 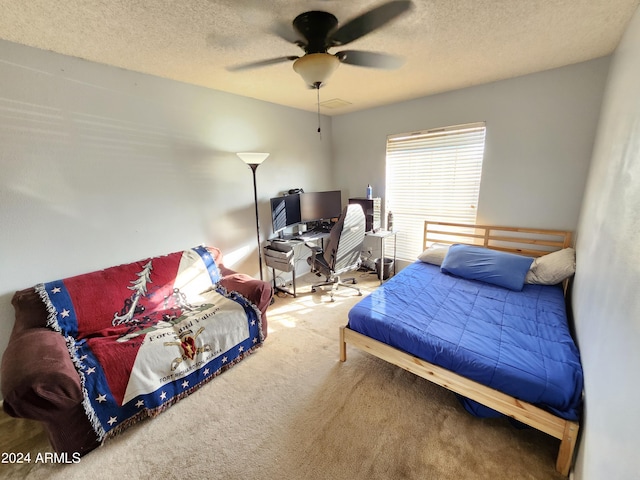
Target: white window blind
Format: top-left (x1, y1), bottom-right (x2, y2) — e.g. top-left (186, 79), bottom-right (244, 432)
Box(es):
top-left (385, 122), bottom-right (486, 261)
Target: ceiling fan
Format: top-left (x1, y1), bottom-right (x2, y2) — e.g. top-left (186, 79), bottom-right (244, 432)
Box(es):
top-left (227, 0), bottom-right (414, 89)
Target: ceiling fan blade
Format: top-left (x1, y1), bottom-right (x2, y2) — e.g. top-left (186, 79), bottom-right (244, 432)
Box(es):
top-left (227, 56), bottom-right (299, 72)
top-left (328, 0), bottom-right (413, 47)
top-left (336, 50), bottom-right (405, 69)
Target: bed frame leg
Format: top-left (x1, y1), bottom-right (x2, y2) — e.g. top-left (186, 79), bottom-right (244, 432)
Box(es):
top-left (339, 326), bottom-right (347, 362)
top-left (556, 421), bottom-right (579, 476)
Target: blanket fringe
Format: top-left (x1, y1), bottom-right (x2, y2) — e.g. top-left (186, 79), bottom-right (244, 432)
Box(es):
top-left (214, 284), bottom-right (265, 343)
top-left (35, 283), bottom-right (107, 441)
top-left (104, 342), bottom-right (263, 441)
top-left (35, 283), bottom-right (61, 332)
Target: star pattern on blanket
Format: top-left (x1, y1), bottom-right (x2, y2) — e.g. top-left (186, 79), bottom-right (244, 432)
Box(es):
top-left (86, 367), bottom-right (96, 375)
top-left (135, 400), bottom-right (144, 408)
top-left (107, 417), bottom-right (117, 426)
top-left (60, 309), bottom-right (70, 318)
top-left (51, 287), bottom-right (61, 294)
top-left (182, 380), bottom-right (189, 389)
top-left (96, 394), bottom-right (107, 403)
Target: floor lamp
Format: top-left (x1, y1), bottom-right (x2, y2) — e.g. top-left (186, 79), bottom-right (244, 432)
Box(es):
top-left (237, 152), bottom-right (269, 280)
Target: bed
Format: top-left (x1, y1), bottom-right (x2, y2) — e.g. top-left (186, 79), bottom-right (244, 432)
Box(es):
top-left (339, 221), bottom-right (583, 476)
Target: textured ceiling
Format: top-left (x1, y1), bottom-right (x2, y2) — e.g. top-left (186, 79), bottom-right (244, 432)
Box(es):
top-left (1, 0), bottom-right (638, 115)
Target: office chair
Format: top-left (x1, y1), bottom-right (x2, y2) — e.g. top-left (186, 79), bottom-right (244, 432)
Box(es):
top-left (306, 204), bottom-right (366, 302)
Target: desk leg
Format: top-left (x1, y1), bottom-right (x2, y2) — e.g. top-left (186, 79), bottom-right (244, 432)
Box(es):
top-left (393, 233), bottom-right (397, 277)
top-left (378, 233), bottom-right (397, 283)
top-left (271, 267), bottom-right (277, 293)
top-left (292, 269), bottom-right (296, 297)
top-left (271, 266), bottom-right (297, 298)
top-left (379, 236), bottom-right (384, 284)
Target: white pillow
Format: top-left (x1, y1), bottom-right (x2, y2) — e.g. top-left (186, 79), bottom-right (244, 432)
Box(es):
top-left (417, 243), bottom-right (450, 266)
top-left (525, 247), bottom-right (576, 285)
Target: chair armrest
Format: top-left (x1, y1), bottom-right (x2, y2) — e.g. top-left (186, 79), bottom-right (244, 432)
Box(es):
top-left (1, 328), bottom-right (82, 420)
top-left (304, 242), bottom-right (323, 253)
top-left (305, 243), bottom-right (323, 267)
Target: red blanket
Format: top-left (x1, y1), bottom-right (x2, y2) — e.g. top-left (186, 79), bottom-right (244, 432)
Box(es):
top-left (37, 246), bottom-right (263, 440)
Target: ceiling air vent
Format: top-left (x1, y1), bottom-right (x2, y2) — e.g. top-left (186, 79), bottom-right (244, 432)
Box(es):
top-left (319, 98), bottom-right (352, 109)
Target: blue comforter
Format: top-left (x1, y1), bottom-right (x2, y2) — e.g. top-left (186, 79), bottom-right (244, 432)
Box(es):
top-left (348, 261), bottom-right (583, 421)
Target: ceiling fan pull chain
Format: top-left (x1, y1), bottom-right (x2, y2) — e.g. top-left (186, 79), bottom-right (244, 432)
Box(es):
top-left (316, 85), bottom-right (322, 139)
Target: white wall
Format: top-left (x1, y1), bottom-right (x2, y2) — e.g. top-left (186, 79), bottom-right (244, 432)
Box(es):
top-left (572, 6), bottom-right (640, 480)
top-left (0, 39), bottom-right (333, 394)
top-left (331, 58), bottom-right (610, 258)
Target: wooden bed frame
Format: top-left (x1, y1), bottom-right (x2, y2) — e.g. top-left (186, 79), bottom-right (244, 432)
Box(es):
top-left (339, 221), bottom-right (579, 476)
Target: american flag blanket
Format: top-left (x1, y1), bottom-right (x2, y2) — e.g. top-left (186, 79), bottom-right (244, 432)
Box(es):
top-left (35, 246), bottom-right (263, 442)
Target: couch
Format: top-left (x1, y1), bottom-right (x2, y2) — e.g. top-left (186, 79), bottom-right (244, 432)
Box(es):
top-left (1, 246), bottom-right (272, 456)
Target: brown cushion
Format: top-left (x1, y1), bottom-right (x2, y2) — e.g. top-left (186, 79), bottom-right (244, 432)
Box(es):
top-left (10, 288), bottom-right (49, 334)
top-left (1, 328), bottom-right (82, 419)
top-left (219, 273), bottom-right (273, 337)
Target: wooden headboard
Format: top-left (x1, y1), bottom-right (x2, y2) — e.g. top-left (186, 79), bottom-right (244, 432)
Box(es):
top-left (423, 221), bottom-right (572, 258)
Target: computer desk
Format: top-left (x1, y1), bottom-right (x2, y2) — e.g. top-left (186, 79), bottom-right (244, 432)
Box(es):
top-left (264, 230), bottom-right (330, 297)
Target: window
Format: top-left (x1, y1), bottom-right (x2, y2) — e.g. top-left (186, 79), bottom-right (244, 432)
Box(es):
top-left (385, 122), bottom-right (486, 261)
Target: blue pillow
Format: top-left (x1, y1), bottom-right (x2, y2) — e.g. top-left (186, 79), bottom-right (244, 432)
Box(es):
top-left (440, 244), bottom-right (534, 291)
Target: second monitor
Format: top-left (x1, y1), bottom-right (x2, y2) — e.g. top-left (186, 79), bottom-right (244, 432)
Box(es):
top-left (300, 190), bottom-right (342, 224)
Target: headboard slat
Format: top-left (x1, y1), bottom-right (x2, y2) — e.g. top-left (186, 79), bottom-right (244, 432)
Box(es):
top-left (423, 221), bottom-right (572, 257)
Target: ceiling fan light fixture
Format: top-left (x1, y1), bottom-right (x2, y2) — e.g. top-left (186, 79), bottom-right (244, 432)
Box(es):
top-left (293, 53), bottom-right (340, 88)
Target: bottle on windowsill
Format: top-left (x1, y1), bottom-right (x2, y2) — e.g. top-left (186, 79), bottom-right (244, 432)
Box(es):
top-left (366, 184), bottom-right (372, 200)
top-left (387, 211), bottom-right (393, 231)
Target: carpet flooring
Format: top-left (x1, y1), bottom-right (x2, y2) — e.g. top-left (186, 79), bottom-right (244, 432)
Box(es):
top-left (0, 270), bottom-right (565, 480)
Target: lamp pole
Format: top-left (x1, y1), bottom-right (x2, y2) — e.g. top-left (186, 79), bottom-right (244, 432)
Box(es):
top-left (248, 163), bottom-right (263, 280)
top-left (237, 152), bottom-right (269, 281)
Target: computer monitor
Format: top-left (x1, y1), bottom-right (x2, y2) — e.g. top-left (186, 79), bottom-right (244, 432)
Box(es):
top-left (299, 190), bottom-right (342, 223)
top-left (270, 194), bottom-right (301, 234)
